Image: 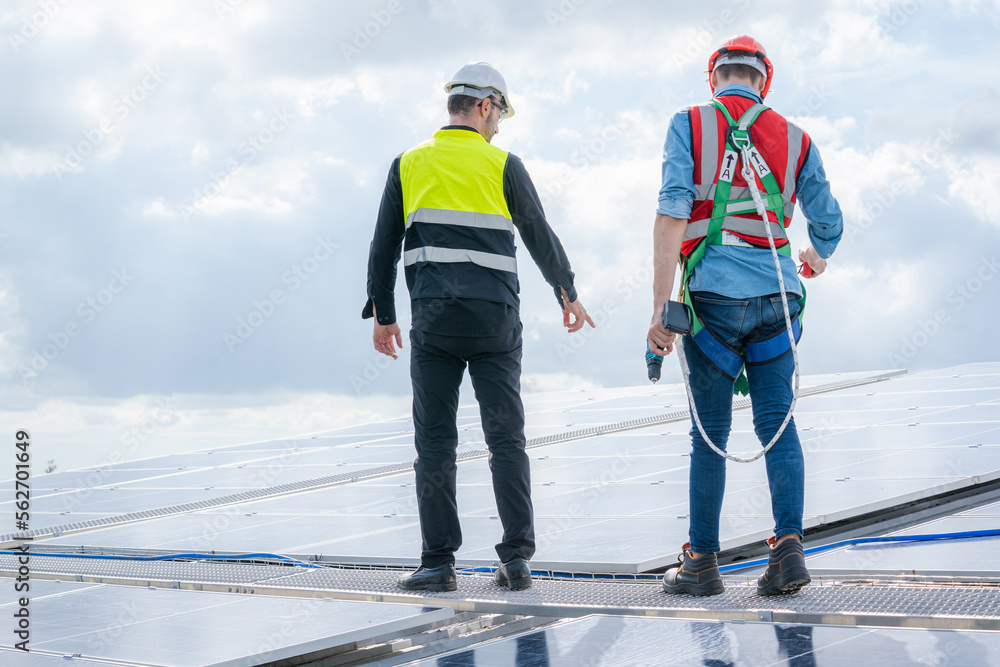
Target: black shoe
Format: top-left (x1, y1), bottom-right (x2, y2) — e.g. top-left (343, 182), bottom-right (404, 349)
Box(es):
top-left (494, 557), bottom-right (532, 591)
top-left (662, 543), bottom-right (725, 596)
top-left (757, 537), bottom-right (811, 596)
top-left (396, 564), bottom-right (457, 592)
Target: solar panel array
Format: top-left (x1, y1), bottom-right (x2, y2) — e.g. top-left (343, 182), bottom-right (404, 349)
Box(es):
top-left (2, 363), bottom-right (999, 665)
top-left (11, 364), bottom-right (996, 573)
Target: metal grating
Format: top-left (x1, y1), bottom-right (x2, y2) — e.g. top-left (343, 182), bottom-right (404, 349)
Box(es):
top-left (4, 552), bottom-right (998, 632)
top-left (0, 554), bottom-right (294, 584)
top-left (1, 371), bottom-right (904, 546)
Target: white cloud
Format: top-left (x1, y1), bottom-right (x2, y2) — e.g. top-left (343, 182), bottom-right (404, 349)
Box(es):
top-left (0, 145), bottom-right (62, 177)
top-left (522, 372), bottom-right (602, 394)
top-left (265, 76), bottom-right (356, 117)
top-left (945, 0), bottom-right (1000, 13)
top-left (528, 69), bottom-right (590, 103)
top-left (190, 142), bottom-right (209, 166)
top-left (787, 116), bottom-right (857, 148)
top-left (946, 155), bottom-right (1000, 227)
top-left (555, 127), bottom-right (582, 141)
top-left (818, 137), bottom-right (949, 228)
top-left (142, 198), bottom-right (175, 218)
top-left (320, 154), bottom-right (348, 167)
top-left (187, 157), bottom-right (311, 218)
top-left (817, 7), bottom-right (918, 67)
top-left (0, 280), bottom-right (25, 376)
top-left (356, 69), bottom-right (394, 106)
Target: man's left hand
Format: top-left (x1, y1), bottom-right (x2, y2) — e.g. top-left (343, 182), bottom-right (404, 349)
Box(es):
top-left (561, 288), bottom-right (596, 333)
top-left (372, 305), bottom-right (403, 359)
top-left (798, 246), bottom-right (827, 278)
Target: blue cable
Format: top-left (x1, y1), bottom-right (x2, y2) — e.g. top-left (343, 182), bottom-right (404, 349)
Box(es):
top-left (6, 529), bottom-right (998, 576)
top-left (0, 550), bottom-right (323, 569)
top-left (719, 528), bottom-right (1000, 573)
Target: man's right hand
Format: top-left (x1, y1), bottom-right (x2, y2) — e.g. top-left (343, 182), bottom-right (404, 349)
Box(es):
top-left (647, 302), bottom-right (677, 357)
top-left (561, 288), bottom-right (596, 333)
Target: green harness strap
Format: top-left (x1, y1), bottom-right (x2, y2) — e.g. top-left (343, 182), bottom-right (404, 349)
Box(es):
top-left (680, 100), bottom-right (806, 396)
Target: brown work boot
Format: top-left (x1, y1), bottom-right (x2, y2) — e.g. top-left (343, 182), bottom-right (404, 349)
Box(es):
top-left (757, 536), bottom-right (811, 596)
top-left (662, 543), bottom-right (725, 596)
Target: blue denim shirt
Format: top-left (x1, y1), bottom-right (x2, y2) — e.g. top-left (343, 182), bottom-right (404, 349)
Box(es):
top-left (657, 83), bottom-right (843, 299)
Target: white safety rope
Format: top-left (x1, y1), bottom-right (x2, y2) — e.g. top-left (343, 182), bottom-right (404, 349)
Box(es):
top-left (675, 142), bottom-right (800, 464)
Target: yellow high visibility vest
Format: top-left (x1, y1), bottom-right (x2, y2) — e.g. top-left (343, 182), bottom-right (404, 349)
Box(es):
top-left (399, 128), bottom-right (519, 306)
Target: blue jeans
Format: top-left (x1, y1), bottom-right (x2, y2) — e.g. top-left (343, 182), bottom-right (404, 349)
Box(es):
top-left (683, 291), bottom-right (804, 553)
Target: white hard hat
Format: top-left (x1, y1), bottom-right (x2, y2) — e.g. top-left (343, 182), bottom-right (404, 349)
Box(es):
top-left (444, 61), bottom-right (515, 119)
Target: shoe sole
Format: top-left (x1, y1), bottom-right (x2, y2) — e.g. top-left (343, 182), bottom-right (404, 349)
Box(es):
top-left (662, 580), bottom-right (725, 597)
top-left (496, 575), bottom-right (532, 591)
top-left (757, 568), bottom-right (811, 596)
top-left (397, 582), bottom-right (457, 592)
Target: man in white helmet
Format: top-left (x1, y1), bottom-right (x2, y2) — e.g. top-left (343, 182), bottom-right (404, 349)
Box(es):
top-left (363, 61), bottom-right (594, 592)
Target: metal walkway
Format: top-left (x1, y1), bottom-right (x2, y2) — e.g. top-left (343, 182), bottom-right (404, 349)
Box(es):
top-left (4, 554), bottom-right (998, 633)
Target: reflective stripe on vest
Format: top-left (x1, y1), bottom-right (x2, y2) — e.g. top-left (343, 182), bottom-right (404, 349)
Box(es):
top-left (399, 129), bottom-right (519, 306)
top-left (685, 216), bottom-right (788, 241)
top-left (405, 207), bottom-right (515, 233)
top-left (693, 184), bottom-right (798, 220)
top-left (403, 246), bottom-right (517, 274)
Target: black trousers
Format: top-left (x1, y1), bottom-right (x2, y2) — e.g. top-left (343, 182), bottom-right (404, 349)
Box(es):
top-left (410, 324), bottom-right (534, 568)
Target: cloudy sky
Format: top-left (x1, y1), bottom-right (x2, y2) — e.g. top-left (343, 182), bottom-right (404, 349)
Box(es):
top-left (1, 0), bottom-right (998, 469)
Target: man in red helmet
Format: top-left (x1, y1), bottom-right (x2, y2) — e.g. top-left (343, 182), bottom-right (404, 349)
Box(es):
top-left (648, 36), bottom-right (843, 596)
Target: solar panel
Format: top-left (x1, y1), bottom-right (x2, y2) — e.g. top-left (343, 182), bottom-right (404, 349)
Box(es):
top-left (0, 579), bottom-right (452, 666)
top-left (0, 652), bottom-right (110, 666)
top-left (400, 614), bottom-right (1000, 666)
top-left (806, 498), bottom-right (1000, 576)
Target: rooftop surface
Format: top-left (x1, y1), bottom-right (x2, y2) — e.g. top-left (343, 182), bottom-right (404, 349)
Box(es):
top-left (2, 363), bottom-right (999, 665)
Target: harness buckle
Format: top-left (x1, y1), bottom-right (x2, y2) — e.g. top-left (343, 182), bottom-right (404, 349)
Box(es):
top-left (726, 126), bottom-right (751, 150)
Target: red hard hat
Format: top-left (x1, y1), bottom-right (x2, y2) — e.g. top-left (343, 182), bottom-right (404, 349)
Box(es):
top-left (708, 35), bottom-right (774, 99)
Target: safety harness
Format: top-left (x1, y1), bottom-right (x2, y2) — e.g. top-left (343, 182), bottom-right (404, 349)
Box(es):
top-left (671, 99), bottom-right (805, 463)
top-left (679, 100), bottom-right (806, 397)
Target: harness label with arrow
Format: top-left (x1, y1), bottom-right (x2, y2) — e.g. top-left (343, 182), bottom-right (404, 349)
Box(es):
top-left (719, 150), bottom-right (738, 183)
top-left (747, 146), bottom-right (771, 177)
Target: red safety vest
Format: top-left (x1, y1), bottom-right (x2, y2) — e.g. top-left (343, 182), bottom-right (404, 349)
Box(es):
top-left (681, 95), bottom-right (810, 257)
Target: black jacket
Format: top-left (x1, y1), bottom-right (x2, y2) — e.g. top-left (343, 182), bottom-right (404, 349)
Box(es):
top-left (363, 126), bottom-right (577, 336)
